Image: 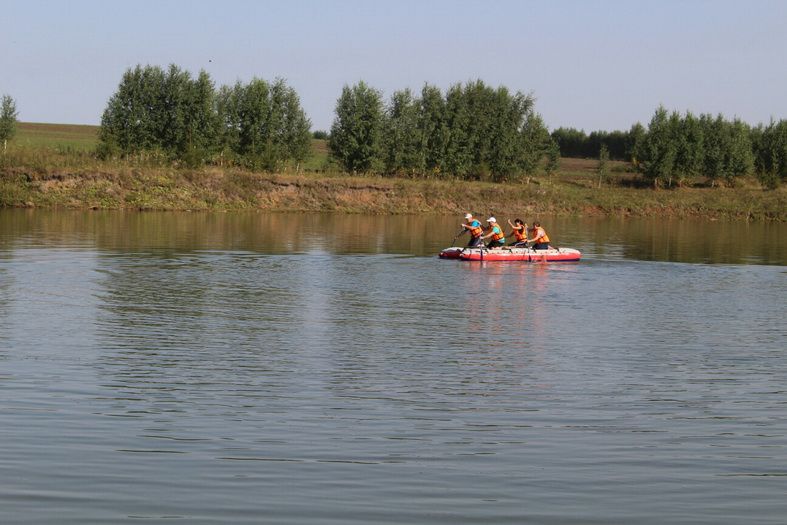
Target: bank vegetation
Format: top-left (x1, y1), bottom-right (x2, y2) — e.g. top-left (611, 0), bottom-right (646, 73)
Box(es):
top-left (0, 64), bottom-right (785, 220)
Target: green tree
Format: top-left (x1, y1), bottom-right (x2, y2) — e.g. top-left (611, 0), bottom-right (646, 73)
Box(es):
top-left (603, 130), bottom-right (629, 160)
top-left (328, 81), bottom-right (384, 173)
top-left (442, 83), bottom-right (473, 177)
top-left (325, 79), bottom-right (552, 180)
top-left (418, 84), bottom-right (447, 175)
top-left (0, 95), bottom-right (18, 154)
top-left (157, 64), bottom-right (192, 155)
top-left (99, 64), bottom-right (166, 156)
top-left (221, 78), bottom-right (311, 171)
top-left (698, 114), bottom-right (753, 186)
top-left (597, 144), bottom-right (609, 188)
top-left (100, 65), bottom-right (310, 169)
top-left (235, 78), bottom-right (271, 165)
top-left (675, 112), bottom-right (704, 183)
top-left (725, 118), bottom-right (754, 183)
top-left (699, 113), bottom-right (725, 184)
top-left (551, 127), bottom-right (588, 158)
top-left (383, 88), bottom-right (424, 175)
top-left (752, 120), bottom-right (787, 188)
top-left (282, 83), bottom-right (312, 168)
top-left (488, 87), bottom-right (536, 181)
top-left (215, 83), bottom-right (243, 164)
top-left (438, 80), bottom-right (543, 181)
top-left (626, 122), bottom-right (646, 166)
top-left (639, 106), bottom-right (677, 187)
top-left (462, 80), bottom-right (497, 178)
top-left (544, 139), bottom-right (560, 179)
top-left (665, 110), bottom-right (685, 187)
top-left (518, 112), bottom-right (551, 178)
top-left (181, 70), bottom-right (220, 165)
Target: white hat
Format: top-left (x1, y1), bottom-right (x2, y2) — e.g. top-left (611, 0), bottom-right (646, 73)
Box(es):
top-left (464, 213), bottom-right (473, 219)
top-left (486, 217), bottom-right (496, 223)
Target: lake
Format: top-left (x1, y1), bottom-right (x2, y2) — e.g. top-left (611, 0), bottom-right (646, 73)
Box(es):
top-left (1, 210), bottom-right (785, 524)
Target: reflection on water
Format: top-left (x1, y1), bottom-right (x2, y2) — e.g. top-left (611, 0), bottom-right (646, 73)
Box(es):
top-left (0, 209), bottom-right (784, 264)
top-left (0, 209), bottom-right (785, 524)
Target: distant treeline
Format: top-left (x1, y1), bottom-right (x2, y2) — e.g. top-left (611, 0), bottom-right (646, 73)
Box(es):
top-left (636, 109), bottom-right (787, 188)
top-left (97, 66), bottom-right (557, 180)
top-left (99, 65), bottom-right (311, 170)
top-left (92, 64), bottom-right (787, 188)
top-left (551, 128), bottom-right (636, 161)
top-left (328, 81), bottom-right (558, 182)
top-left (554, 109), bottom-right (787, 188)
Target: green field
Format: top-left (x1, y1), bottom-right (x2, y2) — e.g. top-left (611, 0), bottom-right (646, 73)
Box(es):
top-left (15, 122), bottom-right (100, 151)
top-left (13, 122), bottom-right (332, 169)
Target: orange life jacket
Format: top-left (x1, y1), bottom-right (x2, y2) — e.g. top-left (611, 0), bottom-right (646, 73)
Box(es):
top-left (534, 227), bottom-right (550, 243)
top-left (467, 220), bottom-right (483, 238)
top-left (513, 226), bottom-right (526, 242)
top-left (490, 224), bottom-right (505, 242)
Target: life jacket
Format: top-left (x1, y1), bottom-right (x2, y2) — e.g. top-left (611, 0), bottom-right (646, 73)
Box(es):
top-left (490, 224), bottom-right (505, 242)
top-left (534, 227), bottom-right (550, 243)
top-left (513, 226), bottom-right (526, 242)
top-left (468, 220), bottom-right (483, 238)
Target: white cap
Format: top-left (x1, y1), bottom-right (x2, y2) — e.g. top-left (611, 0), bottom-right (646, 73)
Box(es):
top-left (464, 213), bottom-right (473, 219)
top-left (486, 217), bottom-right (496, 222)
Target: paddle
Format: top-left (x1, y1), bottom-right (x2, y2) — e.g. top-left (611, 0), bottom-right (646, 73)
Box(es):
top-left (450, 227), bottom-right (466, 245)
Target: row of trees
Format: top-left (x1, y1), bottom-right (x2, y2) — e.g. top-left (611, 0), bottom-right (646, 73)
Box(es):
top-left (636, 108), bottom-right (787, 188)
top-left (751, 120), bottom-right (787, 188)
top-left (99, 65), bottom-right (311, 169)
top-left (551, 127), bottom-right (640, 161)
top-left (553, 108), bottom-right (787, 188)
top-left (637, 108), bottom-right (754, 187)
top-left (328, 80), bottom-right (557, 181)
top-left (14, 63), bottom-right (787, 188)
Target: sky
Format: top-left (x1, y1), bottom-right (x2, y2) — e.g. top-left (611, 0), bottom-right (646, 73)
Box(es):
top-left (2, 0), bottom-right (786, 132)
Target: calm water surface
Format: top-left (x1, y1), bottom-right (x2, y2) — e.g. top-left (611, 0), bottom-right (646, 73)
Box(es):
top-left (1, 210), bottom-right (785, 524)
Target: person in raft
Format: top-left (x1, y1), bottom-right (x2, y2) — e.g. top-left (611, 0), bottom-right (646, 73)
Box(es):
top-left (482, 217), bottom-right (506, 249)
top-left (526, 222), bottom-right (551, 250)
top-left (461, 213), bottom-right (485, 247)
top-left (507, 218), bottom-right (528, 247)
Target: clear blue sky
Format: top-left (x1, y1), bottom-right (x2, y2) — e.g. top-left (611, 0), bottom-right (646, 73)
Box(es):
top-left (2, 0), bottom-right (786, 132)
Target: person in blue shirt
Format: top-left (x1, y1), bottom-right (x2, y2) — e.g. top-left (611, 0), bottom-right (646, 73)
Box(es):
top-left (481, 217), bottom-right (506, 249)
top-left (461, 213), bottom-right (484, 247)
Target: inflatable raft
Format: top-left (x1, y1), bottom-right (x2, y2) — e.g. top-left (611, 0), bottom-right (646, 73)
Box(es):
top-left (439, 246), bottom-right (581, 262)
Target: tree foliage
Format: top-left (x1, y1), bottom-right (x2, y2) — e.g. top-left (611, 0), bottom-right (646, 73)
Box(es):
top-left (329, 80), bottom-right (554, 181)
top-left (551, 127), bottom-right (630, 160)
top-left (751, 120), bottom-right (787, 188)
top-left (597, 144), bottom-right (609, 188)
top-left (0, 94), bottom-right (18, 152)
top-left (636, 106), bottom-right (754, 187)
top-left (99, 64), bottom-right (310, 169)
top-left (96, 66), bottom-right (785, 189)
top-left (328, 81), bottom-right (384, 173)
top-left (382, 88), bottom-right (424, 175)
top-left (216, 78), bottom-right (311, 170)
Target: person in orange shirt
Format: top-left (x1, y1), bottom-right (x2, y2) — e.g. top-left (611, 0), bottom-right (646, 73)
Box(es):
top-left (507, 218), bottom-right (528, 247)
top-left (526, 222), bottom-right (551, 250)
top-left (461, 213), bottom-right (484, 247)
top-left (481, 217), bottom-right (506, 249)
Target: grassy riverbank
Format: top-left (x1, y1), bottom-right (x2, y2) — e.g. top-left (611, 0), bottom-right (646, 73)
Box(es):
top-left (1, 123), bottom-right (784, 220)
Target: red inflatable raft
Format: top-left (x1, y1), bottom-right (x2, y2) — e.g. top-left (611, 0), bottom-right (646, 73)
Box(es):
top-left (439, 246), bottom-right (581, 262)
